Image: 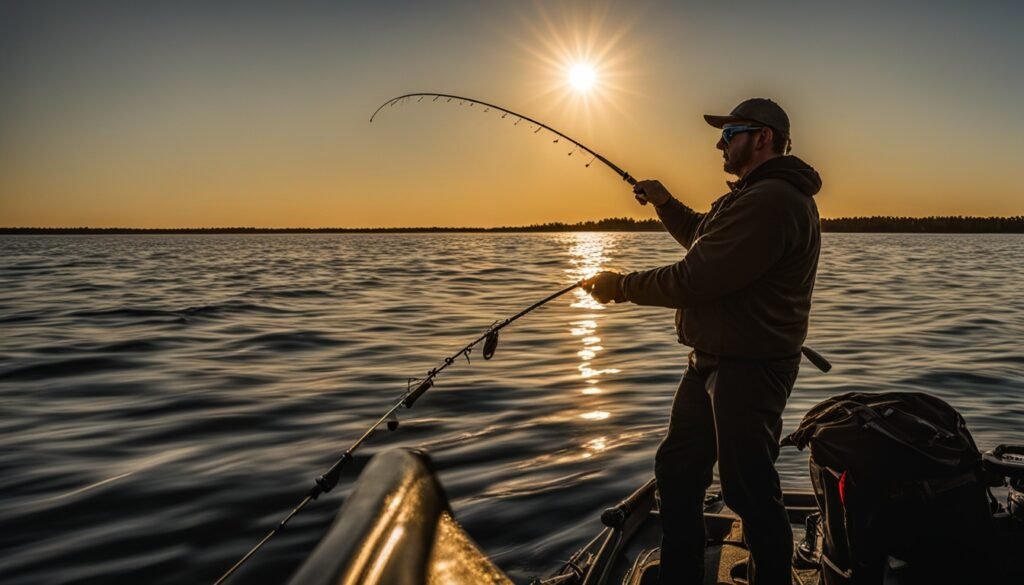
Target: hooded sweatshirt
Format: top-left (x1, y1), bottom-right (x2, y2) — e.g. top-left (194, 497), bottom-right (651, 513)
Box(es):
top-left (621, 155), bottom-right (822, 358)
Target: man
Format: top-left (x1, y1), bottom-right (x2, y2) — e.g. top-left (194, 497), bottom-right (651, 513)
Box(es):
top-left (584, 98), bottom-right (822, 585)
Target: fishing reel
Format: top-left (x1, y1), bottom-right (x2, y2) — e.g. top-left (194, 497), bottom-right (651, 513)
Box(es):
top-left (982, 444), bottom-right (1024, 521)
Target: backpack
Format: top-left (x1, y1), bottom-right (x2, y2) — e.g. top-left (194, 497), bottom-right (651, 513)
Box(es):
top-left (782, 392), bottom-right (995, 584)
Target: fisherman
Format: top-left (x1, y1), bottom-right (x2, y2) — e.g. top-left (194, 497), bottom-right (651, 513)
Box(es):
top-left (584, 98), bottom-right (822, 585)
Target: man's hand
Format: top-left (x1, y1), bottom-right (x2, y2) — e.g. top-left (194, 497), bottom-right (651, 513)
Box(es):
top-left (582, 271), bottom-right (627, 304)
top-left (633, 179), bottom-right (672, 207)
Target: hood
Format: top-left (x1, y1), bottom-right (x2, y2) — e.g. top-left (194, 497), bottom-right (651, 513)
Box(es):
top-left (735, 155), bottom-right (822, 196)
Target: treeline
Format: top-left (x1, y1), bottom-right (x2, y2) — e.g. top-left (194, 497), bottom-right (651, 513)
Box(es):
top-left (3, 216), bottom-right (1024, 234)
top-left (821, 216), bottom-right (1024, 233)
top-left (0, 217), bottom-right (664, 234)
top-left (490, 217), bottom-right (663, 232)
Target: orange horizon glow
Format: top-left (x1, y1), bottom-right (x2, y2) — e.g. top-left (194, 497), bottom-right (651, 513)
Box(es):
top-left (2, 2), bottom-right (1021, 228)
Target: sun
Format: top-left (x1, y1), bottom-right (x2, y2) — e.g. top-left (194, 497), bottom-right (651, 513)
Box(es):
top-left (511, 2), bottom-right (644, 128)
top-left (568, 63), bottom-right (597, 92)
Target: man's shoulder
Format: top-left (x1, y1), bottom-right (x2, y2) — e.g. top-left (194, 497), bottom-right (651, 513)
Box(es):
top-left (739, 179), bottom-right (812, 208)
top-left (735, 180), bottom-right (820, 233)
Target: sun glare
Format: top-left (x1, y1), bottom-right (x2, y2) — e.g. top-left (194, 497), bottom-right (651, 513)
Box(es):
top-left (512, 2), bottom-right (642, 130)
top-left (569, 63), bottom-right (597, 92)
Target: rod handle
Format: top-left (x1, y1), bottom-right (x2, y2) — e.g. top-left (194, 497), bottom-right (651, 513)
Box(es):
top-left (801, 346), bottom-right (832, 373)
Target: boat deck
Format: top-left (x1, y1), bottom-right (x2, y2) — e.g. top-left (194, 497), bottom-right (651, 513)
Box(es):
top-left (602, 493), bottom-right (821, 585)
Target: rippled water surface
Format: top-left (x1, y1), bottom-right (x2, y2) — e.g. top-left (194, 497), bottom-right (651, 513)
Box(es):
top-left (2, 233), bottom-right (1022, 584)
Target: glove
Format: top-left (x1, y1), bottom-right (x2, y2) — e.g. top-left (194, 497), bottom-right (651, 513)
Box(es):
top-left (633, 179), bottom-right (672, 207)
top-left (583, 271), bottom-right (627, 304)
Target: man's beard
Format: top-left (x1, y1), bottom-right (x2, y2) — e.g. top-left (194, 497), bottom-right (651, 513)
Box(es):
top-left (722, 139), bottom-right (755, 176)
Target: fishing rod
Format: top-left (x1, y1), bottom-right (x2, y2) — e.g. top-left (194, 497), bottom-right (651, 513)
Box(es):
top-left (370, 94), bottom-right (838, 372)
top-left (369, 92), bottom-right (649, 205)
top-left (214, 280), bottom-right (583, 584)
top-left (368, 93), bottom-right (835, 373)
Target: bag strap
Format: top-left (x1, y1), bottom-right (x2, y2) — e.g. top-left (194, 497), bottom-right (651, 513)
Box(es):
top-left (853, 406), bottom-right (965, 468)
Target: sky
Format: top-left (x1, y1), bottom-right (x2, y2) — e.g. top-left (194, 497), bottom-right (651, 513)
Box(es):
top-left (1, 0), bottom-right (1022, 228)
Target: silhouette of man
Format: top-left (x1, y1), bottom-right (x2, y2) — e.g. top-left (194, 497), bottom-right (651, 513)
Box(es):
top-left (584, 98), bottom-right (822, 585)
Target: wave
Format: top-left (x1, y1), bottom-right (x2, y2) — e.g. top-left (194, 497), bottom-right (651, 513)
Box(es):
top-left (0, 356), bottom-right (139, 381)
top-left (226, 330), bottom-right (351, 352)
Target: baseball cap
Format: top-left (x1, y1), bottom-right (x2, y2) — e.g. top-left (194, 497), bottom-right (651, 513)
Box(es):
top-left (704, 98), bottom-right (790, 134)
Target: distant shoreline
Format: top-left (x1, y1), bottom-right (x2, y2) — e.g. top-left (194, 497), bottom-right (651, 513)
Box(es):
top-left (3, 216), bottom-right (1023, 234)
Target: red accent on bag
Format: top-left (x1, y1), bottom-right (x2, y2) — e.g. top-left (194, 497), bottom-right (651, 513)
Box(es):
top-left (838, 470), bottom-right (849, 506)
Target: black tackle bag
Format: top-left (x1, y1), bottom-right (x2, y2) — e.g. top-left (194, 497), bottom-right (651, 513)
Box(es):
top-left (782, 392), bottom-right (995, 585)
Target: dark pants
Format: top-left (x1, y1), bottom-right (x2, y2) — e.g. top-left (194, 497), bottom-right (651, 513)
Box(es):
top-left (656, 350), bottom-right (800, 585)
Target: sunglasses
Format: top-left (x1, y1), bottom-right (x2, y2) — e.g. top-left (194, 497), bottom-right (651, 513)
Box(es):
top-left (721, 125), bottom-right (764, 145)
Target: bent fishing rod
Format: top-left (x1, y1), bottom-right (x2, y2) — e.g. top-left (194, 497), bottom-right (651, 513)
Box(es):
top-left (215, 280), bottom-right (583, 584)
top-left (370, 92), bottom-right (651, 205)
top-left (369, 93), bottom-right (835, 374)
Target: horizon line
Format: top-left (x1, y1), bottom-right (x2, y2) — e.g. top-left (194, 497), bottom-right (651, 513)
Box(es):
top-left (3, 215), bottom-right (1024, 234)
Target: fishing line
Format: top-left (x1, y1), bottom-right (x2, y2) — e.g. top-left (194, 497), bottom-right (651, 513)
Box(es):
top-left (214, 280), bottom-right (583, 584)
top-left (369, 92), bottom-right (649, 205)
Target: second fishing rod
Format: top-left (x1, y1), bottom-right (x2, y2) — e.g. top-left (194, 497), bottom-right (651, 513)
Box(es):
top-left (215, 279), bottom-right (584, 584)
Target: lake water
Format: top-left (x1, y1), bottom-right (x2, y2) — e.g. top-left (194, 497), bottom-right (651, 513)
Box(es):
top-left (1, 233), bottom-right (1022, 584)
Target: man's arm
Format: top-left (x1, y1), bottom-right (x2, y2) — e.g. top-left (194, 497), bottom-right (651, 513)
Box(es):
top-left (655, 197), bottom-right (705, 249)
top-left (622, 184), bottom-right (792, 308)
top-left (634, 179), bottom-right (705, 248)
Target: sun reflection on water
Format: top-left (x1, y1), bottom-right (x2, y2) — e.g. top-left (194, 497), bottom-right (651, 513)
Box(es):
top-left (578, 363), bottom-right (621, 379)
top-left (569, 320), bottom-right (597, 336)
top-left (581, 436), bottom-right (608, 458)
top-left (565, 233), bottom-right (620, 434)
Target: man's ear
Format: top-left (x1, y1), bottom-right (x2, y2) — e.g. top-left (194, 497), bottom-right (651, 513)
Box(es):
top-left (757, 127), bottom-right (774, 151)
